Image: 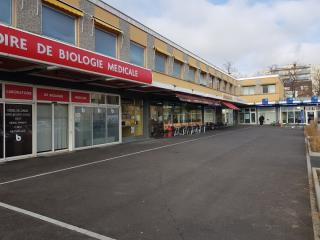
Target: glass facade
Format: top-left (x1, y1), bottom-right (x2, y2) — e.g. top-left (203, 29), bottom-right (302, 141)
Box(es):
top-left (42, 6), bottom-right (75, 44)
top-left (281, 106), bottom-right (304, 124)
top-left (95, 28), bottom-right (117, 58)
top-left (239, 108), bottom-right (256, 124)
top-left (75, 105), bottom-right (120, 148)
top-left (130, 42), bottom-right (144, 67)
top-left (0, 0), bottom-right (12, 25)
top-left (163, 102), bottom-right (203, 128)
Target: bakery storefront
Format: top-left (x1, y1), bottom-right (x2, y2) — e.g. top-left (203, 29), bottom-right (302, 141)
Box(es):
top-left (0, 24), bottom-right (152, 161)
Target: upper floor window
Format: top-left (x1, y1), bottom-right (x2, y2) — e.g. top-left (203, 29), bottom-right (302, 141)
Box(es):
top-left (199, 72), bottom-right (207, 86)
top-left (242, 86), bottom-right (255, 95)
top-left (130, 42), bottom-right (144, 67)
top-left (173, 59), bottom-right (183, 78)
top-left (262, 84), bottom-right (275, 94)
top-left (42, 5), bottom-right (75, 44)
top-left (0, 0), bottom-right (12, 25)
top-left (95, 28), bottom-right (117, 58)
top-left (188, 66), bottom-right (196, 82)
top-left (154, 51), bottom-right (166, 73)
top-left (208, 75), bottom-right (214, 88)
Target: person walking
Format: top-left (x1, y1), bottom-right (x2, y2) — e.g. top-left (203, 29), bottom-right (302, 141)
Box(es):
top-left (259, 115), bottom-right (265, 126)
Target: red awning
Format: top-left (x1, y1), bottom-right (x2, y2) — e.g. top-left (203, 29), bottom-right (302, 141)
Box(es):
top-left (222, 101), bottom-right (240, 110)
top-left (176, 93), bottom-right (220, 106)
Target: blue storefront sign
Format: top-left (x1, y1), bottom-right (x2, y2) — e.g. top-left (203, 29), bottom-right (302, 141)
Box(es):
top-left (311, 96), bottom-right (318, 103)
top-left (262, 98), bottom-right (268, 105)
top-left (286, 97), bottom-right (294, 104)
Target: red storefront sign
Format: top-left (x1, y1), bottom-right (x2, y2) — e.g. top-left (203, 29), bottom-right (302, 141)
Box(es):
top-left (5, 84), bottom-right (33, 100)
top-left (0, 24), bottom-right (152, 84)
top-left (37, 88), bottom-right (69, 102)
top-left (71, 91), bottom-right (90, 103)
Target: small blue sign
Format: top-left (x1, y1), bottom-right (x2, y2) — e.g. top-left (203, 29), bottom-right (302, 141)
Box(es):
top-left (286, 97), bottom-right (294, 104)
top-left (262, 98), bottom-right (268, 105)
top-left (311, 96), bottom-right (318, 103)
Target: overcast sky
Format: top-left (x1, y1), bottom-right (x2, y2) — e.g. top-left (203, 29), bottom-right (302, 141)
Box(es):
top-left (102, 0), bottom-right (320, 76)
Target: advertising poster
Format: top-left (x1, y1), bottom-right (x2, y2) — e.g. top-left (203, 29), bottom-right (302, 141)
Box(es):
top-left (5, 104), bottom-right (32, 157)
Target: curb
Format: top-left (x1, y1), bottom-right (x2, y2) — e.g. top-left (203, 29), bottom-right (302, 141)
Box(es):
top-left (305, 137), bottom-right (320, 240)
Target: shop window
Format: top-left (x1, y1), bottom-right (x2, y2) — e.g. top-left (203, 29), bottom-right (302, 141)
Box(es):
top-left (262, 84), bottom-right (276, 94)
top-left (288, 111), bottom-right (294, 123)
top-left (239, 113), bottom-right (244, 123)
top-left (188, 66), bottom-right (196, 82)
top-left (122, 98), bottom-right (143, 138)
top-left (93, 108), bottom-right (106, 145)
top-left (107, 95), bottom-right (119, 105)
top-left (282, 111), bottom-right (287, 123)
top-left (173, 59), bottom-right (182, 78)
top-left (95, 28), bottom-right (117, 58)
top-left (42, 5), bottom-right (76, 44)
top-left (75, 107), bottom-right (93, 148)
top-left (154, 51), bottom-right (167, 73)
top-left (242, 86), bottom-right (255, 95)
top-left (107, 108), bottom-right (119, 142)
top-left (0, 0), bottom-right (12, 25)
top-left (91, 93), bottom-right (105, 104)
top-left (5, 104), bottom-right (33, 157)
top-left (130, 42), bottom-right (144, 67)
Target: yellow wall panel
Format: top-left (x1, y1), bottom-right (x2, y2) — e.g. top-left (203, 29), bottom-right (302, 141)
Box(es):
top-left (173, 48), bottom-right (184, 62)
top-left (200, 62), bottom-right (207, 72)
top-left (188, 57), bottom-right (199, 69)
top-left (94, 6), bottom-right (120, 28)
top-left (130, 25), bottom-right (147, 46)
top-left (153, 72), bottom-right (224, 98)
top-left (60, 0), bottom-right (80, 8)
top-left (154, 38), bottom-right (170, 55)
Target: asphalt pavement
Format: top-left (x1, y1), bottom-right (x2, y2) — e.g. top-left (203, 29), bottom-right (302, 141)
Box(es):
top-left (0, 126), bottom-right (313, 240)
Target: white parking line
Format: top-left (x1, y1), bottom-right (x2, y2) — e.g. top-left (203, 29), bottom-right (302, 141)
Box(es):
top-left (0, 201), bottom-right (115, 240)
top-left (0, 127), bottom-right (251, 186)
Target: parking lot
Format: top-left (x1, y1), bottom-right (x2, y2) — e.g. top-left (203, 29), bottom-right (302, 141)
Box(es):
top-left (0, 126), bottom-right (314, 240)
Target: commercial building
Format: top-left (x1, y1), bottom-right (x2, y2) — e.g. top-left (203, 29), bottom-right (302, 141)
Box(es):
top-left (2, 0), bottom-right (320, 162)
top-left (238, 75), bottom-right (320, 126)
top-left (0, 0), bottom-right (244, 161)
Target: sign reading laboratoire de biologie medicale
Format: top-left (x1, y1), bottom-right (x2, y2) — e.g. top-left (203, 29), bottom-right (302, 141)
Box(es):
top-left (0, 23), bottom-right (152, 84)
top-left (5, 104), bottom-right (32, 157)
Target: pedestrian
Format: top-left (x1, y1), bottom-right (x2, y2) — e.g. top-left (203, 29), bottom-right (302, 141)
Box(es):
top-left (259, 115), bottom-right (265, 126)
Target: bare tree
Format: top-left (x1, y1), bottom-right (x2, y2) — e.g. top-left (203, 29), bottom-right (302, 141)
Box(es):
top-left (284, 62), bottom-right (299, 98)
top-left (223, 61), bottom-right (237, 75)
top-left (313, 67), bottom-right (320, 96)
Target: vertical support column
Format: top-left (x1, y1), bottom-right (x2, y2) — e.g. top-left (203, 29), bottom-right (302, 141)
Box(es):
top-left (143, 99), bottom-right (150, 138)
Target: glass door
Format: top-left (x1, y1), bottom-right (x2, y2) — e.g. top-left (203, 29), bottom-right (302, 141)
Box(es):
top-left (306, 111), bottom-right (315, 124)
top-left (37, 103), bottom-right (52, 153)
top-left (37, 103), bottom-right (68, 153)
top-left (54, 104), bottom-right (68, 151)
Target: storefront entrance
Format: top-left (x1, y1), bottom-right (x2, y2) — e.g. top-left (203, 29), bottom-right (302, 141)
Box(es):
top-left (258, 107), bottom-right (276, 125)
top-left (37, 103), bottom-right (68, 153)
top-left (121, 98), bottom-right (143, 138)
top-left (150, 105), bottom-right (164, 138)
